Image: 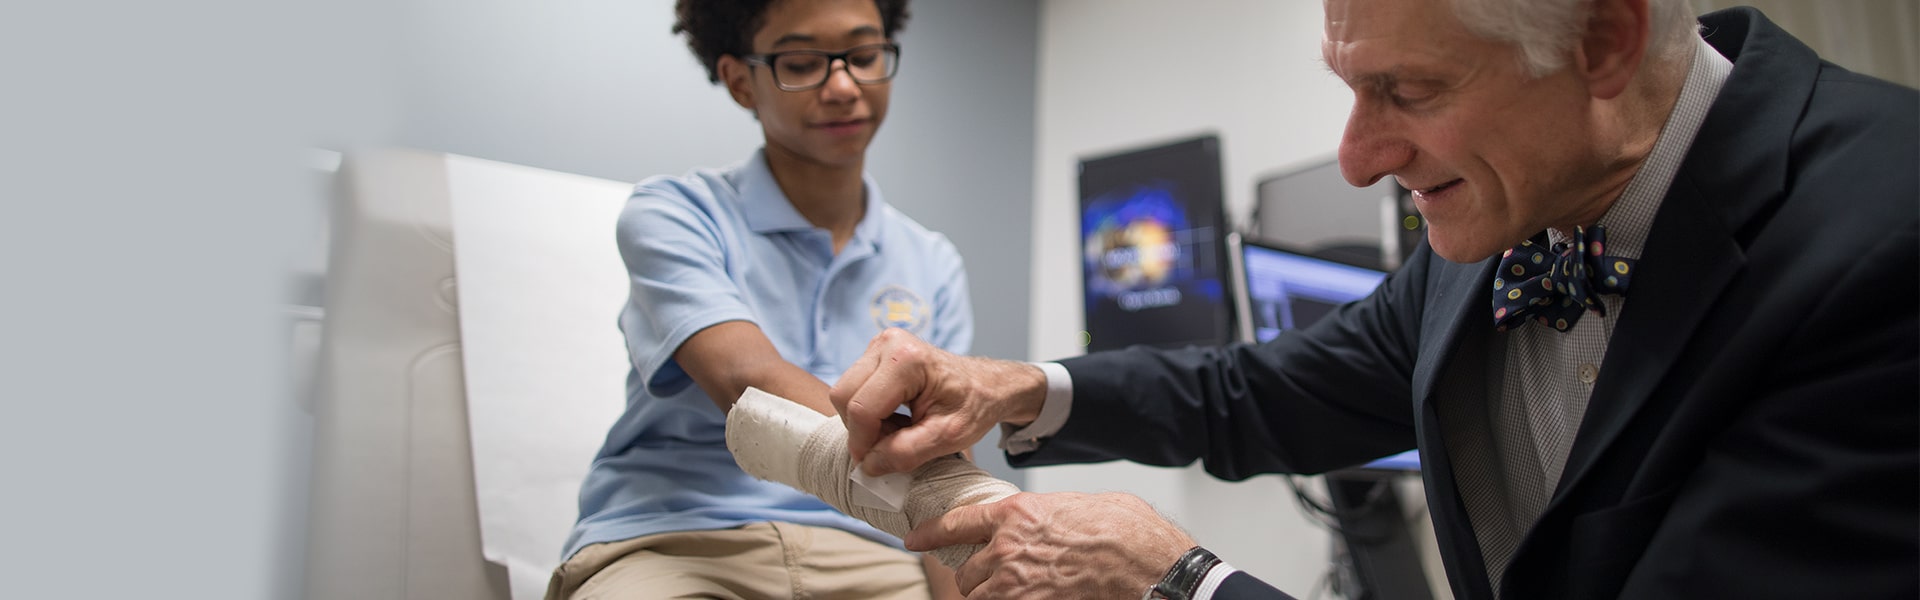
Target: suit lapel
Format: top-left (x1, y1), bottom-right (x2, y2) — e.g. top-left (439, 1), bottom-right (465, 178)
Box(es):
top-left (1552, 176), bottom-right (1745, 500)
top-left (1412, 257), bottom-right (1500, 414)
top-left (1413, 256), bottom-right (1502, 599)
top-left (1550, 6), bottom-right (1814, 504)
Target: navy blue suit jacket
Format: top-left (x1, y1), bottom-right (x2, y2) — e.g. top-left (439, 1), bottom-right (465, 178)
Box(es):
top-left (1015, 8), bottom-right (1918, 599)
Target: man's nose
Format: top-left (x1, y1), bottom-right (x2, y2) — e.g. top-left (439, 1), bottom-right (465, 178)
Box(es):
top-left (1337, 104), bottom-right (1413, 189)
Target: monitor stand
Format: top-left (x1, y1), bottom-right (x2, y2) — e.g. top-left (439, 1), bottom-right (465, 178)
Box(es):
top-left (1324, 469), bottom-right (1435, 600)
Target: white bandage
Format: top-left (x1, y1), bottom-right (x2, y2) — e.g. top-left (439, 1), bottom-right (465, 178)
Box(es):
top-left (725, 387), bottom-right (1020, 569)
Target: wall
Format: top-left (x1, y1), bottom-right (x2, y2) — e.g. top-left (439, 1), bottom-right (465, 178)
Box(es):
top-left (4, 2), bottom-right (341, 599)
top-left (1024, 1), bottom-right (1450, 595)
top-left (1028, 0), bottom-right (1354, 363)
top-left (1693, 0), bottom-right (1919, 87)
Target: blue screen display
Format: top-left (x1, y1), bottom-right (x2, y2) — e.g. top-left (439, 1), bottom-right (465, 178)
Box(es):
top-left (1241, 244), bottom-right (1387, 342)
top-left (1079, 136), bottom-right (1231, 352)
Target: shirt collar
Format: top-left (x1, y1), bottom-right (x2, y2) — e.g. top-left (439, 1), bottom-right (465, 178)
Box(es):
top-left (1548, 36), bottom-right (1733, 259)
top-left (735, 148), bottom-right (888, 247)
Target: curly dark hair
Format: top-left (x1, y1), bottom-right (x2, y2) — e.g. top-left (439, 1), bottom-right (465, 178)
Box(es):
top-left (672, 0), bottom-right (911, 84)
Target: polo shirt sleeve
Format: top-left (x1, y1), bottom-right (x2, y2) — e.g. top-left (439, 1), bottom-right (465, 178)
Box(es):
top-left (615, 181), bottom-right (757, 397)
top-left (925, 235), bottom-right (974, 356)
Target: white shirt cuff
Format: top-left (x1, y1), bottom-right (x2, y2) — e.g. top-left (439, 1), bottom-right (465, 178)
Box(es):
top-left (997, 361), bottom-right (1072, 455)
top-left (1193, 561), bottom-right (1239, 600)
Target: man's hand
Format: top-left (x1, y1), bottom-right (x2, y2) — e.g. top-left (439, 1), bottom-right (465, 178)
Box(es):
top-left (904, 492), bottom-right (1197, 599)
top-left (831, 328), bottom-right (1047, 475)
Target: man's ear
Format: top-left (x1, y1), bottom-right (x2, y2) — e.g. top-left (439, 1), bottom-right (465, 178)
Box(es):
top-left (717, 55), bottom-right (756, 111)
top-left (1576, 0), bottom-right (1650, 100)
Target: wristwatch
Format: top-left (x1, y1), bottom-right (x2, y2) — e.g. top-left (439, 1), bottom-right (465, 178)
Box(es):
top-left (1142, 546), bottom-right (1222, 600)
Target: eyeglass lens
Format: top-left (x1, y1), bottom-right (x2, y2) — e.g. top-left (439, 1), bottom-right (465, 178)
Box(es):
top-left (772, 46), bottom-right (895, 89)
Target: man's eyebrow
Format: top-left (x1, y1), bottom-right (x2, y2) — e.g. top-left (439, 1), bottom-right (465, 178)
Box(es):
top-left (1317, 53), bottom-right (1375, 83)
top-left (1326, 65), bottom-right (1398, 91)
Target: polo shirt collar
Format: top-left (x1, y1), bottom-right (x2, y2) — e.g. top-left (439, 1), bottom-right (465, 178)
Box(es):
top-left (737, 148), bottom-right (888, 247)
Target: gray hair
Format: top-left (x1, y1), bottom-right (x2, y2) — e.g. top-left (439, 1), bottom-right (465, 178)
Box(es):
top-left (1449, 0), bottom-right (1699, 77)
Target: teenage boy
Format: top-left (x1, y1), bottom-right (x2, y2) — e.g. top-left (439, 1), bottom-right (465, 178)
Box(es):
top-left (547, 1), bottom-right (970, 598)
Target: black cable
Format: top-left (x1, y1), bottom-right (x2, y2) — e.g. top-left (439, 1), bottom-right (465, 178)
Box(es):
top-left (1283, 474), bottom-right (1397, 546)
top-left (1305, 566), bottom-right (1336, 600)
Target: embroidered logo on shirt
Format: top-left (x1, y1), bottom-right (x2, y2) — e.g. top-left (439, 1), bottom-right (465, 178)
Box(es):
top-left (870, 285), bottom-right (930, 334)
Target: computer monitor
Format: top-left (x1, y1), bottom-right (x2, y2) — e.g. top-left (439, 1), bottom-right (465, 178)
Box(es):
top-left (1252, 156), bottom-right (1422, 270)
top-left (1228, 233), bottom-right (1388, 343)
top-left (1078, 135), bottom-right (1233, 352)
top-left (1227, 232), bottom-right (1419, 471)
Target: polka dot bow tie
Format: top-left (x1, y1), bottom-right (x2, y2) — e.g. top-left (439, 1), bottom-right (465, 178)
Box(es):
top-left (1491, 225), bottom-right (1636, 332)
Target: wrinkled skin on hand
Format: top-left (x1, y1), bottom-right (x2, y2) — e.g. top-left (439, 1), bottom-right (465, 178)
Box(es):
top-left (906, 492), bottom-right (1197, 600)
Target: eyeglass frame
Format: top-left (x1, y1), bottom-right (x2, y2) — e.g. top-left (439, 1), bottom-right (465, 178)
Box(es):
top-left (741, 42), bottom-right (902, 92)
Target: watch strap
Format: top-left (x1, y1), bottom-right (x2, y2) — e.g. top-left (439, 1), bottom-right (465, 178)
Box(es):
top-left (1143, 546), bottom-right (1222, 600)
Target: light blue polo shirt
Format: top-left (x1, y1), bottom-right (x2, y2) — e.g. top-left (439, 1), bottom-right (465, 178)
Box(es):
top-left (563, 149), bottom-right (974, 560)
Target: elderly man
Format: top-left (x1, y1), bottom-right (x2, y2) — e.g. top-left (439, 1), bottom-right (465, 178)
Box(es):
top-left (827, 0), bottom-right (1918, 598)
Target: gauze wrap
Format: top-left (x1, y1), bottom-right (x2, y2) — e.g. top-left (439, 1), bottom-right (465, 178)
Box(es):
top-left (725, 387), bottom-right (1020, 569)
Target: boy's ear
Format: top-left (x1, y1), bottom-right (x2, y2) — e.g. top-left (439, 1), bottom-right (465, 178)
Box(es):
top-left (717, 55), bottom-right (756, 110)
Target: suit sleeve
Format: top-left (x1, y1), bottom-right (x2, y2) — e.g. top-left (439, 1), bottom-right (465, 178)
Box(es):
top-left (1011, 245), bottom-right (1438, 479)
top-left (1209, 572), bottom-right (1298, 600)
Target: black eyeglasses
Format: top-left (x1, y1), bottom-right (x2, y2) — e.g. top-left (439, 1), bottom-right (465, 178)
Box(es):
top-left (744, 42), bottom-right (901, 92)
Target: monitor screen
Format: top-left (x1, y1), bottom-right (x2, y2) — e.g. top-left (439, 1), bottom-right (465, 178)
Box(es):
top-left (1228, 233), bottom-right (1419, 471)
top-left (1078, 135), bottom-right (1232, 352)
top-left (1232, 236), bottom-right (1388, 343)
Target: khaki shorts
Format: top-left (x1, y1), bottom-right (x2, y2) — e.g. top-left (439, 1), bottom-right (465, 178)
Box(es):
top-left (546, 521), bottom-right (931, 600)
